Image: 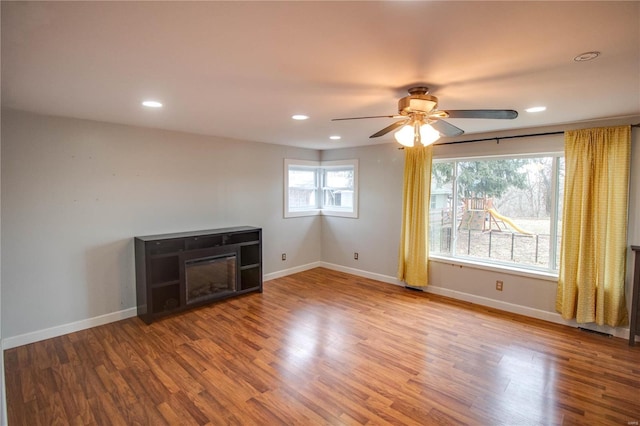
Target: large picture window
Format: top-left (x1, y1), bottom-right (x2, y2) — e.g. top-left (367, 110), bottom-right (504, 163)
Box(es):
top-left (284, 159), bottom-right (358, 218)
top-left (429, 154), bottom-right (564, 273)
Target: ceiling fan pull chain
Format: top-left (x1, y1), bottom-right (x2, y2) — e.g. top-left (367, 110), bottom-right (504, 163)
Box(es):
top-left (414, 120), bottom-right (421, 145)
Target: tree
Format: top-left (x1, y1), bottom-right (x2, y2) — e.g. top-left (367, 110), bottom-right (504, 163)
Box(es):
top-left (433, 159), bottom-right (528, 199)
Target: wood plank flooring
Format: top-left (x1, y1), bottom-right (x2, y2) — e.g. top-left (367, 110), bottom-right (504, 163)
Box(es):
top-left (4, 267), bottom-right (640, 425)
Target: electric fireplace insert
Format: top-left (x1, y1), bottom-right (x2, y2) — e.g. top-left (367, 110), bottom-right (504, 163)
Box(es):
top-left (185, 254), bottom-right (237, 304)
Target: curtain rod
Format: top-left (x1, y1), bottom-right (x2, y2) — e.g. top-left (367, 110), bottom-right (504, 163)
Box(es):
top-left (437, 123), bottom-right (640, 146)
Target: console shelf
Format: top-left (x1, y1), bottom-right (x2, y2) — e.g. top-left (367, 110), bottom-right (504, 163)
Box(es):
top-left (135, 226), bottom-right (262, 324)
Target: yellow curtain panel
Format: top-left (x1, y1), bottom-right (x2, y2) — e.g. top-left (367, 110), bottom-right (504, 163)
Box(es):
top-left (557, 125), bottom-right (631, 327)
top-left (397, 145), bottom-right (433, 288)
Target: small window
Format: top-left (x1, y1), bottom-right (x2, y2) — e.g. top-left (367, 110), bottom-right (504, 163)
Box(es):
top-left (284, 160), bottom-right (320, 217)
top-left (321, 160), bottom-right (358, 218)
top-left (288, 167), bottom-right (319, 211)
top-left (284, 159), bottom-right (358, 218)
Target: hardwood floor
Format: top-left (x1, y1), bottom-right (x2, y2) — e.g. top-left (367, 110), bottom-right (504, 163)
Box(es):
top-left (4, 267), bottom-right (640, 425)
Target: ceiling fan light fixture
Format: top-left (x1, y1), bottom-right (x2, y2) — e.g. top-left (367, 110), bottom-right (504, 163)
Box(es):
top-left (419, 123), bottom-right (440, 146)
top-left (394, 124), bottom-right (415, 147)
top-left (394, 121), bottom-right (440, 147)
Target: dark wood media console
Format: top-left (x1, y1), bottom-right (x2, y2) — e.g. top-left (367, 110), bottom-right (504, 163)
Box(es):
top-left (134, 226), bottom-right (262, 324)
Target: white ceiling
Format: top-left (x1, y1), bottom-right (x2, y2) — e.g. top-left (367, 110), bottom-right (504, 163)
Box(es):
top-left (2, 1), bottom-right (639, 150)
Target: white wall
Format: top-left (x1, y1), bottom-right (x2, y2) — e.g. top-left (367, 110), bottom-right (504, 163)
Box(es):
top-left (2, 109), bottom-right (639, 347)
top-left (321, 117), bottom-right (640, 337)
top-left (1, 109), bottom-right (321, 340)
top-left (321, 143), bottom-right (404, 275)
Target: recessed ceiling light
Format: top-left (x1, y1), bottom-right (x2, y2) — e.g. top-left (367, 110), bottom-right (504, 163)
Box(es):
top-left (525, 106), bottom-right (546, 113)
top-left (142, 100), bottom-right (163, 108)
top-left (291, 114), bottom-right (309, 120)
top-left (329, 135), bottom-right (341, 140)
top-left (574, 51), bottom-right (600, 62)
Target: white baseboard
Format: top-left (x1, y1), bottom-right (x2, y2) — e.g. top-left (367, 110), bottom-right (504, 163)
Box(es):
top-left (423, 285), bottom-right (630, 340)
top-left (319, 262), bottom-right (631, 341)
top-left (3, 263), bottom-right (632, 350)
top-left (318, 262), bottom-right (405, 286)
top-left (4, 262), bottom-right (322, 350)
top-left (263, 261), bottom-right (322, 281)
top-left (2, 307), bottom-right (137, 350)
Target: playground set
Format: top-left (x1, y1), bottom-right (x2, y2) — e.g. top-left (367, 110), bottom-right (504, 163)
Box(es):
top-left (457, 197), bottom-right (533, 235)
top-left (430, 196), bottom-right (546, 264)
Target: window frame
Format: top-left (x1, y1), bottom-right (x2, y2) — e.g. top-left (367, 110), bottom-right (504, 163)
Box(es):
top-left (284, 159), bottom-right (321, 218)
top-left (319, 160), bottom-right (359, 218)
top-left (284, 159), bottom-right (359, 218)
top-left (429, 152), bottom-right (564, 275)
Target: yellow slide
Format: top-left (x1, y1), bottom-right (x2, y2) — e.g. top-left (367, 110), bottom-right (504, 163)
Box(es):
top-left (487, 208), bottom-right (534, 235)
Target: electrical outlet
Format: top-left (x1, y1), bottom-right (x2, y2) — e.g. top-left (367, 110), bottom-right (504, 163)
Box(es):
top-left (496, 280), bottom-right (503, 291)
top-left (354, 252), bottom-right (359, 260)
top-left (282, 253), bottom-right (286, 261)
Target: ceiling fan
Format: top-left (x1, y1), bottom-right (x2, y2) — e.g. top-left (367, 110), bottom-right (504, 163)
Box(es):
top-left (332, 86), bottom-right (518, 147)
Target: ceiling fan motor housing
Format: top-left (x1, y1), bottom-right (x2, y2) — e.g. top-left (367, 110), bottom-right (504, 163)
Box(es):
top-left (398, 94), bottom-right (438, 115)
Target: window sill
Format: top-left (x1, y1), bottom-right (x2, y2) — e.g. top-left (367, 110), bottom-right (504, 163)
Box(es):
top-left (429, 254), bottom-right (559, 282)
top-left (321, 210), bottom-right (358, 218)
top-left (284, 209), bottom-right (321, 218)
top-left (284, 209), bottom-right (358, 218)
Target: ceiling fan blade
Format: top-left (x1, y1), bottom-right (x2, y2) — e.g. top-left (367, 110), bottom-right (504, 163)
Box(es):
top-left (332, 115), bottom-right (402, 121)
top-left (431, 119), bottom-right (465, 137)
top-left (443, 109), bottom-right (518, 119)
top-left (370, 120), bottom-right (409, 138)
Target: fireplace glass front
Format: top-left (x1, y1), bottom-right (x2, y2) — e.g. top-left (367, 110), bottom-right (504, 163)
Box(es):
top-left (185, 254), bottom-right (236, 304)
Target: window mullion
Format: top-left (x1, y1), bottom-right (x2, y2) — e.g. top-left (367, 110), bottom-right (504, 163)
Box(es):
top-left (549, 156), bottom-right (560, 271)
top-left (451, 161), bottom-right (459, 256)
top-left (317, 167), bottom-right (323, 209)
